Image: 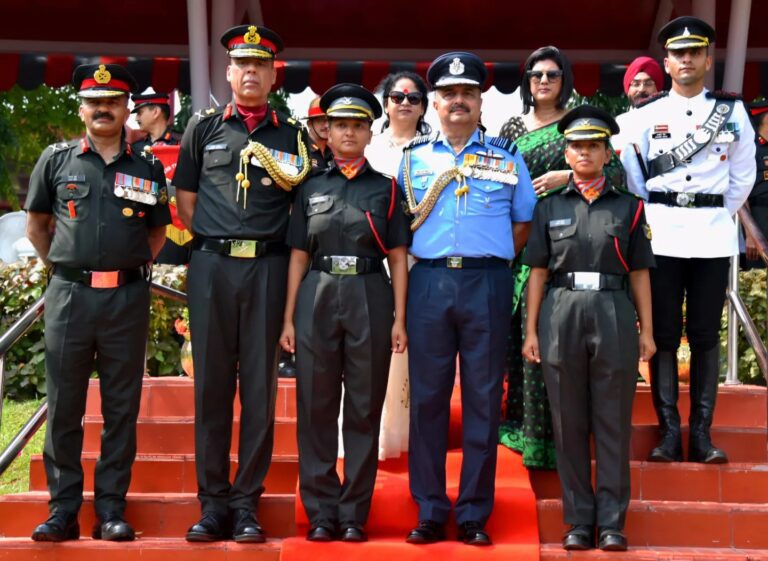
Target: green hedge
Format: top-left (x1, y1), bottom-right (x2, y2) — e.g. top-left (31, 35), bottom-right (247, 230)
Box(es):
top-left (1, 260), bottom-right (188, 400)
top-left (1, 259), bottom-right (766, 400)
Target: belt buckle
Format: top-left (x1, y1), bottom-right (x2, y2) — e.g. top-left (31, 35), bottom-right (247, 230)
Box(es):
top-left (91, 271), bottom-right (120, 289)
top-left (331, 255), bottom-right (358, 275)
top-left (447, 257), bottom-right (463, 269)
top-left (572, 272), bottom-right (601, 291)
top-left (229, 239), bottom-right (257, 258)
top-left (675, 192), bottom-right (692, 207)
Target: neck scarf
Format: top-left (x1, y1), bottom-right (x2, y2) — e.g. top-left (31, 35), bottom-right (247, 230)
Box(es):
top-left (575, 175), bottom-right (606, 203)
top-left (335, 156), bottom-right (366, 180)
top-left (236, 103), bottom-right (268, 133)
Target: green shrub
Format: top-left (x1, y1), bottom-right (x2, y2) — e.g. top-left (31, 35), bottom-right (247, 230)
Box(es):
top-left (721, 268), bottom-right (768, 386)
top-left (1, 259), bottom-right (189, 400)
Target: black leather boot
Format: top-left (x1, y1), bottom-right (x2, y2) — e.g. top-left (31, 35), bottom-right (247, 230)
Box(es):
top-left (688, 346), bottom-right (728, 464)
top-left (648, 350), bottom-right (683, 462)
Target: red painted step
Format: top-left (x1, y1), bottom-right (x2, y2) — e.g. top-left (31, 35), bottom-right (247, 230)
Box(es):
top-left (531, 461), bottom-right (768, 504)
top-left (0, 492), bottom-right (296, 538)
top-left (81, 417), bottom-right (298, 456)
top-left (540, 544), bottom-right (768, 560)
top-left (538, 498), bottom-right (768, 549)
top-left (29, 453), bottom-right (298, 494)
top-left (0, 537), bottom-right (281, 561)
top-left (84, 378), bottom-right (297, 419)
top-left (632, 384), bottom-right (766, 428)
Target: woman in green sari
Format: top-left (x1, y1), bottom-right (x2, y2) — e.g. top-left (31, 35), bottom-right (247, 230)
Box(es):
top-left (499, 46), bottom-right (626, 469)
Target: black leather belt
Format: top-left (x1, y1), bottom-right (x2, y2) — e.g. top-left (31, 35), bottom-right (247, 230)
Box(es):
top-left (192, 237), bottom-right (287, 258)
top-left (311, 255), bottom-right (383, 275)
top-left (53, 265), bottom-right (148, 288)
top-left (417, 257), bottom-right (510, 269)
top-left (551, 272), bottom-right (626, 291)
top-left (648, 191), bottom-right (724, 208)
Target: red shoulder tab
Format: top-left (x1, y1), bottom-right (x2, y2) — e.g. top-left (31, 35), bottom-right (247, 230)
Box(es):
top-left (80, 137), bottom-right (89, 153)
top-left (388, 177), bottom-right (396, 220)
top-left (271, 110), bottom-right (279, 128)
top-left (223, 103), bottom-right (233, 120)
top-left (126, 142), bottom-right (133, 155)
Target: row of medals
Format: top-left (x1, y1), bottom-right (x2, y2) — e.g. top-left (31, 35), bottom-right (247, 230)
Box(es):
top-left (114, 185), bottom-right (157, 206)
top-left (459, 164), bottom-right (518, 185)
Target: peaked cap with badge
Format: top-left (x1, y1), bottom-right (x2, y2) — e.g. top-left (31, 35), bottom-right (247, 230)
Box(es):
top-left (426, 51), bottom-right (487, 89)
top-left (658, 16), bottom-right (715, 50)
top-left (73, 64), bottom-right (137, 98)
top-left (220, 24), bottom-right (283, 59)
top-left (558, 105), bottom-right (620, 141)
top-left (131, 92), bottom-right (171, 113)
top-left (320, 83), bottom-right (382, 122)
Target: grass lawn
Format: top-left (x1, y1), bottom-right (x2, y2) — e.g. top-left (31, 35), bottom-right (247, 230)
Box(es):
top-left (0, 399), bottom-right (45, 495)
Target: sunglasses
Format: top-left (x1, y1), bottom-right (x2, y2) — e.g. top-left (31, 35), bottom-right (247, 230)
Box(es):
top-left (388, 91), bottom-right (424, 105)
top-left (527, 70), bottom-right (563, 83)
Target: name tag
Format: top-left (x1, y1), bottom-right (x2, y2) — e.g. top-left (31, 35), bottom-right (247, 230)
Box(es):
top-left (413, 168), bottom-right (433, 177)
top-left (309, 195), bottom-right (330, 205)
top-left (549, 218), bottom-right (572, 227)
top-left (204, 144), bottom-right (228, 151)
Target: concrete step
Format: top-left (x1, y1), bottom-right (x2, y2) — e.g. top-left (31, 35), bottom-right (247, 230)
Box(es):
top-left (28, 453), bottom-right (298, 494)
top-left (81, 416), bottom-right (298, 456)
top-left (538, 498), bottom-right (768, 549)
top-left (0, 537), bottom-right (281, 560)
top-left (0, 492), bottom-right (296, 539)
top-left (84, 378), bottom-right (297, 420)
top-left (531, 461), bottom-right (768, 503)
top-left (540, 543), bottom-right (768, 560)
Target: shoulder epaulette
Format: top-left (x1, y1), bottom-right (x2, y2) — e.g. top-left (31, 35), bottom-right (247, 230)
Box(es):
top-left (706, 90), bottom-right (743, 101)
top-left (636, 90), bottom-right (669, 109)
top-left (537, 185), bottom-right (567, 200)
top-left (406, 132), bottom-right (436, 149)
top-left (50, 140), bottom-right (76, 154)
top-left (615, 186), bottom-right (644, 199)
top-left (487, 135), bottom-right (518, 155)
top-left (273, 109), bottom-right (302, 129)
top-left (195, 105), bottom-right (223, 120)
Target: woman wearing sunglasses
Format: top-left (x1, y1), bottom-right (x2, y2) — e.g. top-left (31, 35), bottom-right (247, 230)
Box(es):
top-left (280, 84), bottom-right (410, 542)
top-left (367, 71), bottom-right (430, 177)
top-left (365, 71), bottom-right (429, 461)
top-left (498, 46), bottom-right (626, 471)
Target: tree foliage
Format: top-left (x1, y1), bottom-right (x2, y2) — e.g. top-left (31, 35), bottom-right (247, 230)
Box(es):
top-left (0, 85), bottom-right (82, 208)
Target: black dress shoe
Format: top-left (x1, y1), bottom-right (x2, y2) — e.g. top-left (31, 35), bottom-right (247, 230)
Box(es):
top-left (598, 528), bottom-right (628, 551)
top-left (340, 526), bottom-right (367, 542)
top-left (562, 524), bottom-right (594, 550)
top-left (307, 525), bottom-right (336, 542)
top-left (689, 444), bottom-right (729, 464)
top-left (92, 512), bottom-right (135, 541)
top-left (232, 509), bottom-right (265, 543)
top-left (186, 512), bottom-right (230, 542)
top-left (406, 520), bottom-right (445, 544)
top-left (458, 521), bottom-right (491, 546)
top-left (31, 511), bottom-right (80, 542)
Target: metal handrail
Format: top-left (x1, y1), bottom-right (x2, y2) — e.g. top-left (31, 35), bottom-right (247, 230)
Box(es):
top-left (725, 208), bottom-right (768, 387)
top-left (0, 280), bottom-right (187, 478)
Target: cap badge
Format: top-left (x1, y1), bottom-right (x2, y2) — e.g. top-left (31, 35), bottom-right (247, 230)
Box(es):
top-left (449, 57), bottom-right (465, 76)
top-left (683, 26), bottom-right (691, 37)
top-left (341, 97), bottom-right (352, 104)
top-left (578, 119), bottom-right (591, 127)
top-left (93, 64), bottom-right (111, 85)
top-left (244, 25), bottom-right (261, 44)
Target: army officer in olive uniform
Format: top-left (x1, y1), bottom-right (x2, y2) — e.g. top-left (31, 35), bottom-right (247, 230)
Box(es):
top-left (25, 64), bottom-right (170, 542)
top-left (280, 84), bottom-right (410, 543)
top-left (174, 25), bottom-right (311, 543)
top-left (523, 106), bottom-right (655, 552)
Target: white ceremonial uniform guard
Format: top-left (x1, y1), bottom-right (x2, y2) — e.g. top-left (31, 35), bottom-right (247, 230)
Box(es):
top-left (620, 16), bottom-right (755, 465)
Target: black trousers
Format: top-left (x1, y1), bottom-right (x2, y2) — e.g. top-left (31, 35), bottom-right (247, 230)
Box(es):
top-left (187, 250), bottom-right (288, 515)
top-left (43, 276), bottom-right (149, 516)
top-left (539, 288), bottom-right (638, 530)
top-left (295, 271), bottom-right (393, 528)
top-left (650, 256), bottom-right (730, 352)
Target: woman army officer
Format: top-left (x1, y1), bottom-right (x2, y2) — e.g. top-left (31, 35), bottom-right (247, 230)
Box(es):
top-left (280, 83), bottom-right (410, 542)
top-left (522, 105), bottom-right (656, 551)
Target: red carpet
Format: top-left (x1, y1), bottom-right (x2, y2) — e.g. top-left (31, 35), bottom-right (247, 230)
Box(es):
top-left (280, 389), bottom-right (540, 561)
